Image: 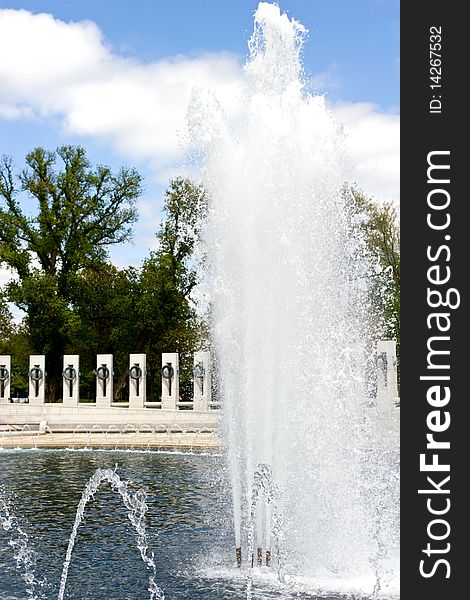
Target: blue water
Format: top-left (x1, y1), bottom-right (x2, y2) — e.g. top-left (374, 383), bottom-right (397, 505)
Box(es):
top-left (0, 449), bottom-right (332, 600)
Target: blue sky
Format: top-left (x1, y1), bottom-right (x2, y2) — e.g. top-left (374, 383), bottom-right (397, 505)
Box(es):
top-left (0, 0), bottom-right (399, 278)
top-left (1, 0), bottom-right (399, 106)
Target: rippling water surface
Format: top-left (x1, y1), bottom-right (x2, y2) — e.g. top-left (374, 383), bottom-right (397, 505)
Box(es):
top-left (1, 448), bottom-right (357, 600)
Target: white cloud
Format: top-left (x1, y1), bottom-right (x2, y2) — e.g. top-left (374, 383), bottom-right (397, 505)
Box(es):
top-left (0, 9), bottom-right (244, 178)
top-left (0, 8), bottom-right (399, 202)
top-left (309, 63), bottom-right (342, 94)
top-left (333, 102), bottom-right (400, 204)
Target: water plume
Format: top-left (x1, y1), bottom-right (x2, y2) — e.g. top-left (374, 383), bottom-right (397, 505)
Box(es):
top-left (189, 2), bottom-right (398, 594)
top-left (1, 484), bottom-right (45, 600)
top-left (57, 468), bottom-right (164, 600)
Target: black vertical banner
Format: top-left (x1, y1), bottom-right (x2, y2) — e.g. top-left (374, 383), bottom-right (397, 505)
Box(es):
top-left (401, 3), bottom-right (467, 599)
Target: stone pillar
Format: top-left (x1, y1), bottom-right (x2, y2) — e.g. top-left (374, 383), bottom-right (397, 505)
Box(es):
top-left (161, 353), bottom-right (178, 410)
top-left (376, 340), bottom-right (399, 411)
top-left (129, 353), bottom-right (146, 409)
top-left (62, 355), bottom-right (79, 405)
top-left (0, 355), bottom-right (11, 404)
top-left (29, 355), bottom-right (46, 405)
top-left (193, 351), bottom-right (211, 411)
top-left (95, 354), bottom-right (113, 407)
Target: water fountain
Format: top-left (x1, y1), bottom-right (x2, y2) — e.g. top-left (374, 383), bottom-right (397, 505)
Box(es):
top-left (57, 468), bottom-right (163, 600)
top-left (1, 468), bottom-right (164, 600)
top-left (0, 3), bottom-right (398, 598)
top-left (189, 1), bottom-right (399, 595)
top-left (0, 484), bottom-right (44, 599)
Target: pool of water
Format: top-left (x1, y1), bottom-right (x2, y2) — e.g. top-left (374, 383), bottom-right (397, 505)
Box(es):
top-left (1, 448), bottom-right (363, 600)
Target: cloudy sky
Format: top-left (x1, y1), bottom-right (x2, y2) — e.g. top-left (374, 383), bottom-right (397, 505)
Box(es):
top-left (0, 0), bottom-right (399, 286)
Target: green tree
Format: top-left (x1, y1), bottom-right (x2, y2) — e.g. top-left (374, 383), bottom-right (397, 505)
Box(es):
top-left (0, 298), bottom-right (31, 397)
top-left (137, 178), bottom-right (207, 400)
top-left (346, 185), bottom-right (400, 381)
top-left (0, 146), bottom-right (142, 400)
top-left (156, 177), bottom-right (208, 295)
top-left (80, 177), bottom-right (209, 403)
top-left (3, 323), bottom-right (31, 398)
top-left (71, 264), bottom-right (141, 401)
top-left (0, 296), bottom-right (14, 351)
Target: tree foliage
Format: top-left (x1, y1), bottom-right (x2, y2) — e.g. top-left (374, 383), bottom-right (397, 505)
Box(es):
top-left (0, 146), bottom-right (142, 399)
top-left (136, 178), bottom-right (207, 399)
top-left (156, 177), bottom-right (207, 295)
top-left (0, 297), bottom-right (30, 397)
top-left (0, 296), bottom-right (14, 349)
top-left (1, 169), bottom-right (208, 403)
top-left (346, 185), bottom-right (400, 380)
top-left (71, 264), bottom-right (141, 400)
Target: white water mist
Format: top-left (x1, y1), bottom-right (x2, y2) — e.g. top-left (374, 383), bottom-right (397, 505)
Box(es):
top-left (190, 2), bottom-right (398, 594)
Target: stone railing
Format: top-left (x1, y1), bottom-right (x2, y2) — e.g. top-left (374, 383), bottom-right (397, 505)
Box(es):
top-left (0, 342), bottom-right (400, 417)
top-left (0, 351), bottom-right (216, 412)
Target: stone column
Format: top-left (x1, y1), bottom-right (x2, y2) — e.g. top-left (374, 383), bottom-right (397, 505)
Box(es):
top-left (375, 340), bottom-right (400, 439)
top-left (376, 340), bottom-right (399, 411)
top-left (95, 354), bottom-right (113, 407)
top-left (29, 355), bottom-right (46, 405)
top-left (193, 351), bottom-right (211, 411)
top-left (0, 355), bottom-right (11, 404)
top-left (62, 355), bottom-right (79, 405)
top-left (129, 353), bottom-right (146, 409)
top-left (161, 353), bottom-right (178, 410)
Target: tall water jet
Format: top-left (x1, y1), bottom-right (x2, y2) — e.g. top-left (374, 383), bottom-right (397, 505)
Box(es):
top-left (190, 2), bottom-right (398, 594)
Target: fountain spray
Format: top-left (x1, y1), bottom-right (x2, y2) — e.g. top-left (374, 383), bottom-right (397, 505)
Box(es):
top-left (190, 1), bottom-right (399, 593)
